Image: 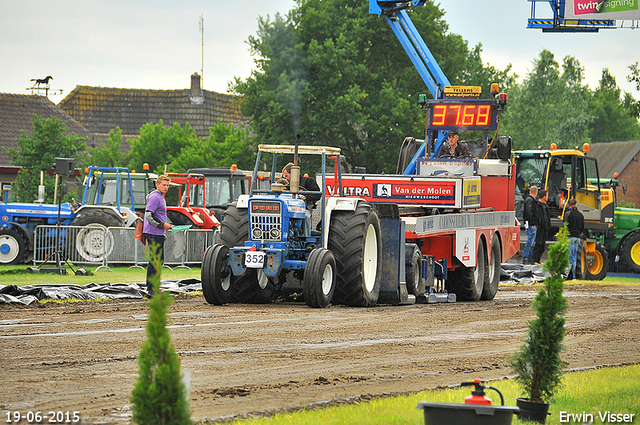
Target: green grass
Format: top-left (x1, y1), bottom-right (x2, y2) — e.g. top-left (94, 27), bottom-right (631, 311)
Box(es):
top-left (0, 264), bottom-right (202, 287)
top-left (220, 365), bottom-right (640, 425)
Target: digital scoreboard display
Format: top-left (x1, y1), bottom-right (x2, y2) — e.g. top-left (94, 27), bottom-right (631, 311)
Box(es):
top-left (426, 100), bottom-right (498, 131)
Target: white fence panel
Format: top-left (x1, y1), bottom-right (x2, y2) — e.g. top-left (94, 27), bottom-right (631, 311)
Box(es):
top-left (33, 225), bottom-right (219, 269)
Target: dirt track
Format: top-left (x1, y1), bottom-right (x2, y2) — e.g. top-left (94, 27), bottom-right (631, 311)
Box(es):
top-left (1, 283), bottom-right (639, 424)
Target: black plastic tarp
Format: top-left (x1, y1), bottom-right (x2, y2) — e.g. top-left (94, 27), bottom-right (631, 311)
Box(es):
top-left (0, 278), bottom-right (202, 305)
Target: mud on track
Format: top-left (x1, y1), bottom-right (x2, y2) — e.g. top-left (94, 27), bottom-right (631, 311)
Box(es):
top-left (1, 283), bottom-right (639, 424)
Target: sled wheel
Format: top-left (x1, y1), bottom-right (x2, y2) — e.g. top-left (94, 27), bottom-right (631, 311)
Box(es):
top-left (482, 234), bottom-right (501, 300)
top-left (405, 244), bottom-right (422, 296)
top-left (448, 239), bottom-right (486, 301)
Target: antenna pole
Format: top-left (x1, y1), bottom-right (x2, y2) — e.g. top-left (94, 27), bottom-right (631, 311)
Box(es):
top-left (199, 15), bottom-right (204, 86)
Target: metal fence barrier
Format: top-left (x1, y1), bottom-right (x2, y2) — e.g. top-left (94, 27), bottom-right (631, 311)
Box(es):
top-left (33, 225), bottom-right (219, 270)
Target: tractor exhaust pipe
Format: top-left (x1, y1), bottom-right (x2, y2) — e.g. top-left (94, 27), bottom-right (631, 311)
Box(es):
top-left (290, 134), bottom-right (301, 194)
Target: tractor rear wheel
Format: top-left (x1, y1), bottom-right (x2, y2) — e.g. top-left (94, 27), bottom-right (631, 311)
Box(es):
top-left (405, 244), bottom-right (423, 296)
top-left (0, 226), bottom-right (29, 265)
top-left (585, 243), bottom-right (608, 280)
top-left (201, 244), bottom-right (233, 305)
top-left (303, 248), bottom-right (336, 308)
top-left (448, 239), bottom-right (486, 301)
top-left (620, 232), bottom-right (640, 274)
top-left (71, 210), bottom-right (122, 263)
top-left (481, 234), bottom-right (501, 300)
top-left (328, 202), bottom-right (381, 307)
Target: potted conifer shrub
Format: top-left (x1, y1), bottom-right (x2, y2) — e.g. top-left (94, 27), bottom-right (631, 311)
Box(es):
top-left (510, 225), bottom-right (570, 424)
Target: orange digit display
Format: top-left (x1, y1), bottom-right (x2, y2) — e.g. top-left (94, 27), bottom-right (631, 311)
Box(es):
top-left (427, 101), bottom-right (496, 130)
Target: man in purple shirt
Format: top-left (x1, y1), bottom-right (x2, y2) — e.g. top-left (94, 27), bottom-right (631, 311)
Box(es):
top-left (143, 174), bottom-right (173, 295)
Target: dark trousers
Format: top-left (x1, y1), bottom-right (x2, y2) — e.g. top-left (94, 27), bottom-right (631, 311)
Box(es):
top-left (145, 234), bottom-right (166, 295)
top-left (532, 227), bottom-right (548, 263)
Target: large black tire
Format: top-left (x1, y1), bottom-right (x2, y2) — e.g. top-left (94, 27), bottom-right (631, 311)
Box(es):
top-left (585, 243), bottom-right (608, 281)
top-left (0, 226), bottom-right (29, 265)
top-left (221, 203), bottom-right (272, 304)
top-left (447, 239), bottom-right (486, 301)
top-left (620, 232), bottom-right (640, 274)
top-left (303, 248), bottom-right (336, 308)
top-left (71, 210), bottom-right (123, 263)
top-left (481, 234), bottom-right (501, 300)
top-left (328, 203), bottom-right (382, 307)
top-left (201, 244), bottom-right (233, 305)
top-left (574, 241), bottom-right (587, 280)
top-left (405, 244), bottom-right (422, 296)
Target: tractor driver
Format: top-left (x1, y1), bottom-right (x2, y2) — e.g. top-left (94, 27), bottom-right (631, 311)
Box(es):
top-left (282, 163), bottom-right (321, 236)
top-left (282, 163), bottom-right (321, 209)
top-left (438, 130), bottom-right (471, 159)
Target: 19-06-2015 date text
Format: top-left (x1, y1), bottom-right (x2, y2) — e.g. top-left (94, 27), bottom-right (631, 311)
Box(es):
top-left (4, 411), bottom-right (80, 423)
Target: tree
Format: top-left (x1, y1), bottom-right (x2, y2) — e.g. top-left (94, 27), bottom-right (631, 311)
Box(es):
top-left (171, 120), bottom-right (256, 171)
top-left (88, 127), bottom-right (130, 168)
top-left (128, 121), bottom-right (202, 175)
top-left (5, 114), bottom-right (86, 203)
top-left (501, 51), bottom-right (593, 150)
top-left (588, 69), bottom-right (640, 143)
top-left (130, 246), bottom-right (192, 425)
top-left (511, 226), bottom-right (569, 405)
top-left (232, 0), bottom-right (514, 173)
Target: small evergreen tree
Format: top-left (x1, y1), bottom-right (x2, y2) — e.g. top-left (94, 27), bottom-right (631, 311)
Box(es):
top-left (130, 244), bottom-right (191, 425)
top-left (510, 225), bottom-right (570, 403)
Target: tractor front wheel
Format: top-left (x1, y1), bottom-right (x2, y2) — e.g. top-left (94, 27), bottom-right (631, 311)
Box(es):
top-left (303, 248), bottom-right (336, 308)
top-left (201, 244), bottom-right (233, 305)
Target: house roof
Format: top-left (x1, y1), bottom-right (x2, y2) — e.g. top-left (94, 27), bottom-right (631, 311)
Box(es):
top-left (588, 141), bottom-right (640, 178)
top-left (0, 93), bottom-right (91, 166)
top-left (58, 74), bottom-right (247, 138)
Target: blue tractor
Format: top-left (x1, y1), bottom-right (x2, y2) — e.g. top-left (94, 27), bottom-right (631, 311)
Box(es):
top-left (0, 167), bottom-right (137, 265)
top-left (201, 143), bottom-right (390, 308)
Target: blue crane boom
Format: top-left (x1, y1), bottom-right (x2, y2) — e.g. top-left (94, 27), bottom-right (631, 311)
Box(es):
top-left (369, 0), bottom-right (450, 170)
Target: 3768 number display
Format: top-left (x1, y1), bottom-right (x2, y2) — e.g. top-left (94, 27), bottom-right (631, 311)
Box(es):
top-left (427, 101), bottom-right (496, 130)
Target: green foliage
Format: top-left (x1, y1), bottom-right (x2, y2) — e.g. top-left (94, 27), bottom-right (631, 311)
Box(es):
top-left (128, 120), bottom-right (202, 175)
top-left (171, 120), bottom-right (256, 171)
top-left (5, 114), bottom-right (86, 203)
top-left (88, 127), bottom-right (130, 168)
top-left (617, 198), bottom-right (637, 209)
top-left (231, 0), bottom-right (515, 173)
top-left (501, 51), bottom-right (593, 150)
top-left (510, 225), bottom-right (570, 403)
top-left (587, 69), bottom-right (640, 143)
top-left (130, 245), bottom-right (192, 425)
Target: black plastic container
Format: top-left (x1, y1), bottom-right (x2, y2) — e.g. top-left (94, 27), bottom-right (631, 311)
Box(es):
top-left (417, 402), bottom-right (520, 425)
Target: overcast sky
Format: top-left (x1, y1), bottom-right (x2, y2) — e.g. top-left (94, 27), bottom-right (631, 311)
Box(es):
top-left (1, 0), bottom-right (638, 104)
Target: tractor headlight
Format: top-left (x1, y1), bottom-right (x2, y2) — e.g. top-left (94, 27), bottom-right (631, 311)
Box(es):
top-left (270, 227), bottom-right (281, 239)
top-left (252, 227), bottom-right (263, 239)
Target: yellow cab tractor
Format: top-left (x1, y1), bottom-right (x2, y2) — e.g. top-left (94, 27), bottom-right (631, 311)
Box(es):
top-left (513, 143), bottom-right (614, 280)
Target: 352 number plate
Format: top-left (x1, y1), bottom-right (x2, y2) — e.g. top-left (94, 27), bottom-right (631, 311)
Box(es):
top-left (245, 251), bottom-right (265, 268)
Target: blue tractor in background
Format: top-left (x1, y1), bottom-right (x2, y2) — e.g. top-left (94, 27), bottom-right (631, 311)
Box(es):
top-left (0, 166), bottom-right (137, 265)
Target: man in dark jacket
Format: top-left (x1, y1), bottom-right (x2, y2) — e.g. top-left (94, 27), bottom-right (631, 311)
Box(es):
top-left (522, 185), bottom-right (539, 264)
top-left (437, 130), bottom-right (471, 158)
top-left (532, 189), bottom-right (551, 264)
top-left (564, 198), bottom-right (585, 279)
top-left (282, 163), bottom-right (321, 236)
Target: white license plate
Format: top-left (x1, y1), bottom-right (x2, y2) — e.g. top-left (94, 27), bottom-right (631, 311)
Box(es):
top-left (245, 251), bottom-right (265, 268)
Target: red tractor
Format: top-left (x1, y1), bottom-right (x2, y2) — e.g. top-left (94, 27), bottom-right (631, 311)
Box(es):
top-left (165, 173), bottom-right (220, 229)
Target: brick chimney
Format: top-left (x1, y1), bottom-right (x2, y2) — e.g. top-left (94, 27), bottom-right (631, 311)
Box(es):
top-left (190, 73), bottom-right (204, 105)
